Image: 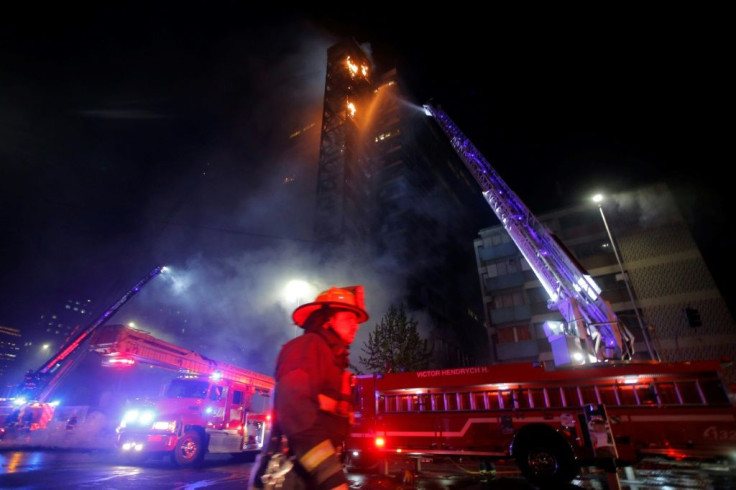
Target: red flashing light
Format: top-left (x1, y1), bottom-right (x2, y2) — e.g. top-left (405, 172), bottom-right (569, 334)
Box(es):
top-left (104, 357), bottom-right (135, 367)
top-left (663, 447), bottom-right (688, 460)
top-left (374, 436), bottom-right (385, 448)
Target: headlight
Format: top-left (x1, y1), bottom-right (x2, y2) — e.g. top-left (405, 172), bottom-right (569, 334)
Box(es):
top-left (139, 410), bottom-right (155, 425)
top-left (152, 420), bottom-right (176, 432)
top-left (119, 409), bottom-right (157, 428)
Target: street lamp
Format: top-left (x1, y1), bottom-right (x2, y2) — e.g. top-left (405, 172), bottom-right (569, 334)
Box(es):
top-left (283, 280), bottom-right (315, 336)
top-left (592, 194), bottom-right (658, 360)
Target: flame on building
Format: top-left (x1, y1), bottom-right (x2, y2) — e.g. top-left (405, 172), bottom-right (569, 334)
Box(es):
top-left (347, 100), bottom-right (357, 118)
top-left (346, 56), bottom-right (368, 78)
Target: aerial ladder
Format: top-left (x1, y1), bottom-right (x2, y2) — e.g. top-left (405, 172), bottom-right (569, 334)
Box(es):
top-left (3, 265), bottom-right (166, 432)
top-left (423, 104), bottom-right (635, 365)
top-left (88, 323), bottom-right (274, 395)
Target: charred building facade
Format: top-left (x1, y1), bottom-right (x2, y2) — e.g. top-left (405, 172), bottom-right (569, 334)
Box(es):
top-left (314, 39), bottom-right (493, 367)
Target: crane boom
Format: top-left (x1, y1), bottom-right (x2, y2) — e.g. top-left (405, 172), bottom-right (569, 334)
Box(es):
top-left (423, 104), bottom-right (634, 363)
top-left (89, 324), bottom-right (274, 394)
top-left (17, 265), bottom-right (166, 402)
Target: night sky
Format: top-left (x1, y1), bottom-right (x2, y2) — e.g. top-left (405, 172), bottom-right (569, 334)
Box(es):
top-left (1, 5), bottom-right (731, 378)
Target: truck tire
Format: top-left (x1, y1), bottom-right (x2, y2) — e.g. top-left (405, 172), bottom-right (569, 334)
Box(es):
top-left (513, 431), bottom-right (578, 487)
top-left (172, 430), bottom-right (205, 467)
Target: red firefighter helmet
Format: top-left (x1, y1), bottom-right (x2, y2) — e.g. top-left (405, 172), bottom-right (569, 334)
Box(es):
top-left (292, 285), bottom-right (369, 327)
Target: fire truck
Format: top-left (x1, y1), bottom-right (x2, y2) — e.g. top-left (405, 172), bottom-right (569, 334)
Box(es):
top-left (342, 105), bottom-right (736, 486)
top-left (88, 323), bottom-right (275, 467)
top-left (1, 265), bottom-right (166, 438)
top-left (348, 359), bottom-right (736, 486)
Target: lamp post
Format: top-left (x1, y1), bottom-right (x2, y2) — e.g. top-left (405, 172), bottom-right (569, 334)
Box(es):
top-left (592, 194), bottom-right (658, 360)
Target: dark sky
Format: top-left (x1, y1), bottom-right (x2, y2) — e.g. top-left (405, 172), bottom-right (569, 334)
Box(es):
top-left (1, 4), bottom-right (731, 377)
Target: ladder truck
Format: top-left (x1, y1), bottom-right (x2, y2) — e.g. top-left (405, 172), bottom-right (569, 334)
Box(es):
top-left (423, 103), bottom-right (636, 366)
top-left (344, 105), bottom-right (736, 487)
top-left (88, 323), bottom-right (275, 467)
top-left (1, 266), bottom-right (166, 437)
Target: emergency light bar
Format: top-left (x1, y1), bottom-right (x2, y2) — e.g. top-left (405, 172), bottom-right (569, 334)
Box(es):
top-left (102, 357), bottom-right (136, 367)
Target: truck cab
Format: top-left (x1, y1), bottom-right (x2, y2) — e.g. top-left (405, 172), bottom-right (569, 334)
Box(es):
top-left (116, 374), bottom-right (269, 466)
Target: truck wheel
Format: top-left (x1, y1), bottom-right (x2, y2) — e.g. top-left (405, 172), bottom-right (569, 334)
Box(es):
top-left (514, 434), bottom-right (578, 487)
top-left (172, 430), bottom-right (205, 467)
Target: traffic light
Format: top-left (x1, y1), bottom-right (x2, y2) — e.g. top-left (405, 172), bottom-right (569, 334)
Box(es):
top-left (684, 308), bottom-right (702, 328)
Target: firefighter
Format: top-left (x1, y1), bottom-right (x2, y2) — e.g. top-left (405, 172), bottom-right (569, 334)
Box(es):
top-left (65, 413), bottom-right (78, 431)
top-left (249, 285), bottom-right (369, 490)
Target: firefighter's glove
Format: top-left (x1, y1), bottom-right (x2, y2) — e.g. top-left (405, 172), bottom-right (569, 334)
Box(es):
top-left (317, 394), bottom-right (351, 417)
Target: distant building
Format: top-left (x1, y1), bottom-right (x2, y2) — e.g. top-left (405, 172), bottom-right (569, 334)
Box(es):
top-left (474, 183), bottom-right (736, 382)
top-left (35, 298), bottom-right (93, 341)
top-left (13, 298), bottom-right (95, 374)
top-left (0, 325), bottom-right (21, 393)
top-left (315, 39), bottom-right (493, 368)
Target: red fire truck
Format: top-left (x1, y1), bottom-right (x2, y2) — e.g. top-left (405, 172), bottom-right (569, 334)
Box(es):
top-left (347, 359), bottom-right (736, 486)
top-left (88, 324), bottom-right (275, 467)
top-left (341, 104), bottom-right (736, 486)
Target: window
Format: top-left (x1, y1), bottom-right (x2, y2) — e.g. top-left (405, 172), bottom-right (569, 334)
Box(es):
top-left (653, 383), bottom-right (677, 405)
top-left (516, 325), bottom-right (532, 341)
top-left (432, 393), bottom-right (445, 411)
top-left (165, 379), bottom-right (209, 399)
top-left (699, 379), bottom-right (730, 405)
top-left (488, 258), bottom-right (520, 278)
top-left (472, 392), bottom-right (488, 410)
top-left (498, 390), bottom-right (513, 409)
top-left (486, 233), bottom-right (511, 247)
top-left (579, 386), bottom-right (600, 405)
top-left (636, 384), bottom-right (658, 405)
top-left (617, 384), bottom-right (639, 406)
top-left (676, 380), bottom-right (703, 404)
top-left (492, 291), bottom-right (524, 309)
top-left (516, 389), bottom-right (531, 409)
top-left (597, 385), bottom-right (620, 406)
top-left (445, 393), bottom-right (458, 411)
top-left (528, 388), bottom-right (547, 408)
top-left (497, 327), bottom-right (516, 343)
top-left (487, 391), bottom-right (504, 410)
top-left (210, 385), bottom-right (227, 401)
top-left (562, 386), bottom-right (581, 407)
top-left (527, 288), bottom-right (548, 304)
top-left (458, 392), bottom-right (471, 410)
top-left (546, 387), bottom-right (564, 408)
top-left (417, 394), bottom-right (431, 411)
top-left (496, 324), bottom-right (532, 343)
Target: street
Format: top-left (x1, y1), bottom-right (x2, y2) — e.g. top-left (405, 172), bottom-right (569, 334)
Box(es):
top-left (1, 446), bottom-right (734, 489)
